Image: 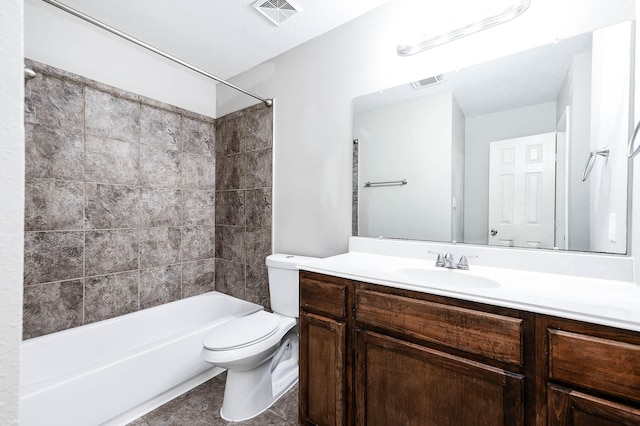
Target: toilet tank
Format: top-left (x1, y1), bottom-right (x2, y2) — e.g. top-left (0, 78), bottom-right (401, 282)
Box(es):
top-left (266, 254), bottom-right (320, 317)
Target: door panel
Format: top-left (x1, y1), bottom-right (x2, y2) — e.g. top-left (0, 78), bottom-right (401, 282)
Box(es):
top-left (299, 312), bottom-right (347, 426)
top-left (355, 330), bottom-right (524, 426)
top-left (489, 133), bottom-right (556, 249)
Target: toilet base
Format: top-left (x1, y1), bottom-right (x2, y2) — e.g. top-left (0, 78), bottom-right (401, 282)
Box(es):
top-left (220, 375), bottom-right (298, 422)
top-left (219, 331), bottom-right (299, 422)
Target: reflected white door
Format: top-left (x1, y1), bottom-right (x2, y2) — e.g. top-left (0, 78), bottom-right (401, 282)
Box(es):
top-left (488, 133), bottom-right (556, 249)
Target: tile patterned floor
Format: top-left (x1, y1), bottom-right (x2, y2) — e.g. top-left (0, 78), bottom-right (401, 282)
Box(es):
top-left (127, 373), bottom-right (299, 426)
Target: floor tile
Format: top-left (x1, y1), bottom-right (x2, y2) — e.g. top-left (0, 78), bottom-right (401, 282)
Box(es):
top-left (131, 373), bottom-right (299, 426)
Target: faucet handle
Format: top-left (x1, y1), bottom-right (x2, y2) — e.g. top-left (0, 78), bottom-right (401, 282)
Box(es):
top-left (428, 251), bottom-right (445, 267)
top-left (457, 255), bottom-right (478, 270)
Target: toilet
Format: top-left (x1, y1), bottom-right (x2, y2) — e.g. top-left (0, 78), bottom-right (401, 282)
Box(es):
top-left (201, 253), bottom-right (319, 421)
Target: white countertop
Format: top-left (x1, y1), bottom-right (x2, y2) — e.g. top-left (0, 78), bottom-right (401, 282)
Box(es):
top-left (299, 251), bottom-right (640, 333)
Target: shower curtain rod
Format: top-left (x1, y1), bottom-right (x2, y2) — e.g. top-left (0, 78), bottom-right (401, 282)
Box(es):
top-left (40, 0), bottom-right (273, 107)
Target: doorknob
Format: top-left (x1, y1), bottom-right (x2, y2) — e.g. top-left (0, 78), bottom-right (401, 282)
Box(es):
top-left (490, 229), bottom-right (498, 236)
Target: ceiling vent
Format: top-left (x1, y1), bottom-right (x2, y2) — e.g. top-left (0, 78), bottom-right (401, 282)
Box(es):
top-left (411, 74), bottom-right (445, 89)
top-left (252, 0), bottom-right (302, 26)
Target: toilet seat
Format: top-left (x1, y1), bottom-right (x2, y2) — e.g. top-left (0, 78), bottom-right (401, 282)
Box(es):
top-left (201, 313), bottom-right (296, 366)
top-left (203, 311), bottom-right (280, 351)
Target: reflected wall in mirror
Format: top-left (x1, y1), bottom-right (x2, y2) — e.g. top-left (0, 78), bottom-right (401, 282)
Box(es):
top-left (353, 20), bottom-right (634, 254)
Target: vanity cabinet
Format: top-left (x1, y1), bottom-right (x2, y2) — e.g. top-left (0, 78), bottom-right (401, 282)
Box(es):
top-left (539, 316), bottom-right (640, 425)
top-left (299, 272), bottom-right (533, 425)
top-left (299, 271), bottom-right (640, 426)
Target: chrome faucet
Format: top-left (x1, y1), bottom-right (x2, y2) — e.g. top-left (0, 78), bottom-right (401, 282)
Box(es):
top-left (443, 253), bottom-right (457, 269)
top-left (429, 252), bottom-right (476, 270)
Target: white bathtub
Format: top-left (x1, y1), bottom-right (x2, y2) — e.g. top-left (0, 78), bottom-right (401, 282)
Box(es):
top-left (20, 291), bottom-right (263, 426)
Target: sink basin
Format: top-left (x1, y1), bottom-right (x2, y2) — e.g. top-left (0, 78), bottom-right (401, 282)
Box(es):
top-left (391, 267), bottom-right (500, 289)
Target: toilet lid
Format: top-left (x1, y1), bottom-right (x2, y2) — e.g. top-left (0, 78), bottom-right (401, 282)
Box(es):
top-left (203, 311), bottom-right (280, 350)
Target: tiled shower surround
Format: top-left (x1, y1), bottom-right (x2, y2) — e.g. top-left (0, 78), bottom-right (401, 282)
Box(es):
top-left (214, 104), bottom-right (273, 308)
top-left (23, 59), bottom-right (273, 339)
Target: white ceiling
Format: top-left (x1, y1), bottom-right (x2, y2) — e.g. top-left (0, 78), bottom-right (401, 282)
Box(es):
top-left (53, 0), bottom-right (392, 81)
top-left (353, 31), bottom-right (593, 118)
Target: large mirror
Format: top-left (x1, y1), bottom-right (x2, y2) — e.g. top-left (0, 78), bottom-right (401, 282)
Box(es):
top-left (353, 20), bottom-right (634, 254)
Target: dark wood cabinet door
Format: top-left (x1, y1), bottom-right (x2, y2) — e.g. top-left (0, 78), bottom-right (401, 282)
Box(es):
top-left (355, 330), bottom-right (524, 426)
top-left (299, 312), bottom-right (347, 426)
top-left (548, 385), bottom-right (640, 426)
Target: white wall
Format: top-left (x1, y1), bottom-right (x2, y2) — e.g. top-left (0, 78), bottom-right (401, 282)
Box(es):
top-left (354, 92), bottom-right (454, 241)
top-left (24, 0), bottom-right (217, 117)
top-left (464, 102), bottom-right (557, 245)
top-left (0, 0), bottom-right (24, 424)
top-left (452, 97), bottom-right (466, 243)
top-left (217, 0), bottom-right (634, 257)
top-left (567, 52), bottom-right (593, 251)
top-left (589, 21), bottom-right (632, 253)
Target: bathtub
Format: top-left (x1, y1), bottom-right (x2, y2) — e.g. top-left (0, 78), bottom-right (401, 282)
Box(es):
top-left (20, 291), bottom-right (263, 426)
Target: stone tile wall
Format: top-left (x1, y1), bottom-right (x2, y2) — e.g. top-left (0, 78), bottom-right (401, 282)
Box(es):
top-left (23, 59), bottom-right (218, 339)
top-left (352, 138), bottom-right (359, 235)
top-left (215, 104), bottom-right (273, 309)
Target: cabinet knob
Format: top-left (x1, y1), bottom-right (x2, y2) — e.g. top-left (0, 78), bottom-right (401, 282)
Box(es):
top-left (491, 229), bottom-right (498, 236)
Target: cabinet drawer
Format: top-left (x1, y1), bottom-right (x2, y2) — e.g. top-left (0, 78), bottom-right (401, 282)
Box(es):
top-left (300, 274), bottom-right (348, 320)
top-left (356, 289), bottom-right (523, 365)
top-left (549, 329), bottom-right (640, 403)
top-left (548, 384), bottom-right (640, 425)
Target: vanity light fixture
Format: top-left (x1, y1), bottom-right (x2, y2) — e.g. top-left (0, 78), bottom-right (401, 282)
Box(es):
top-left (397, 0), bottom-right (531, 56)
